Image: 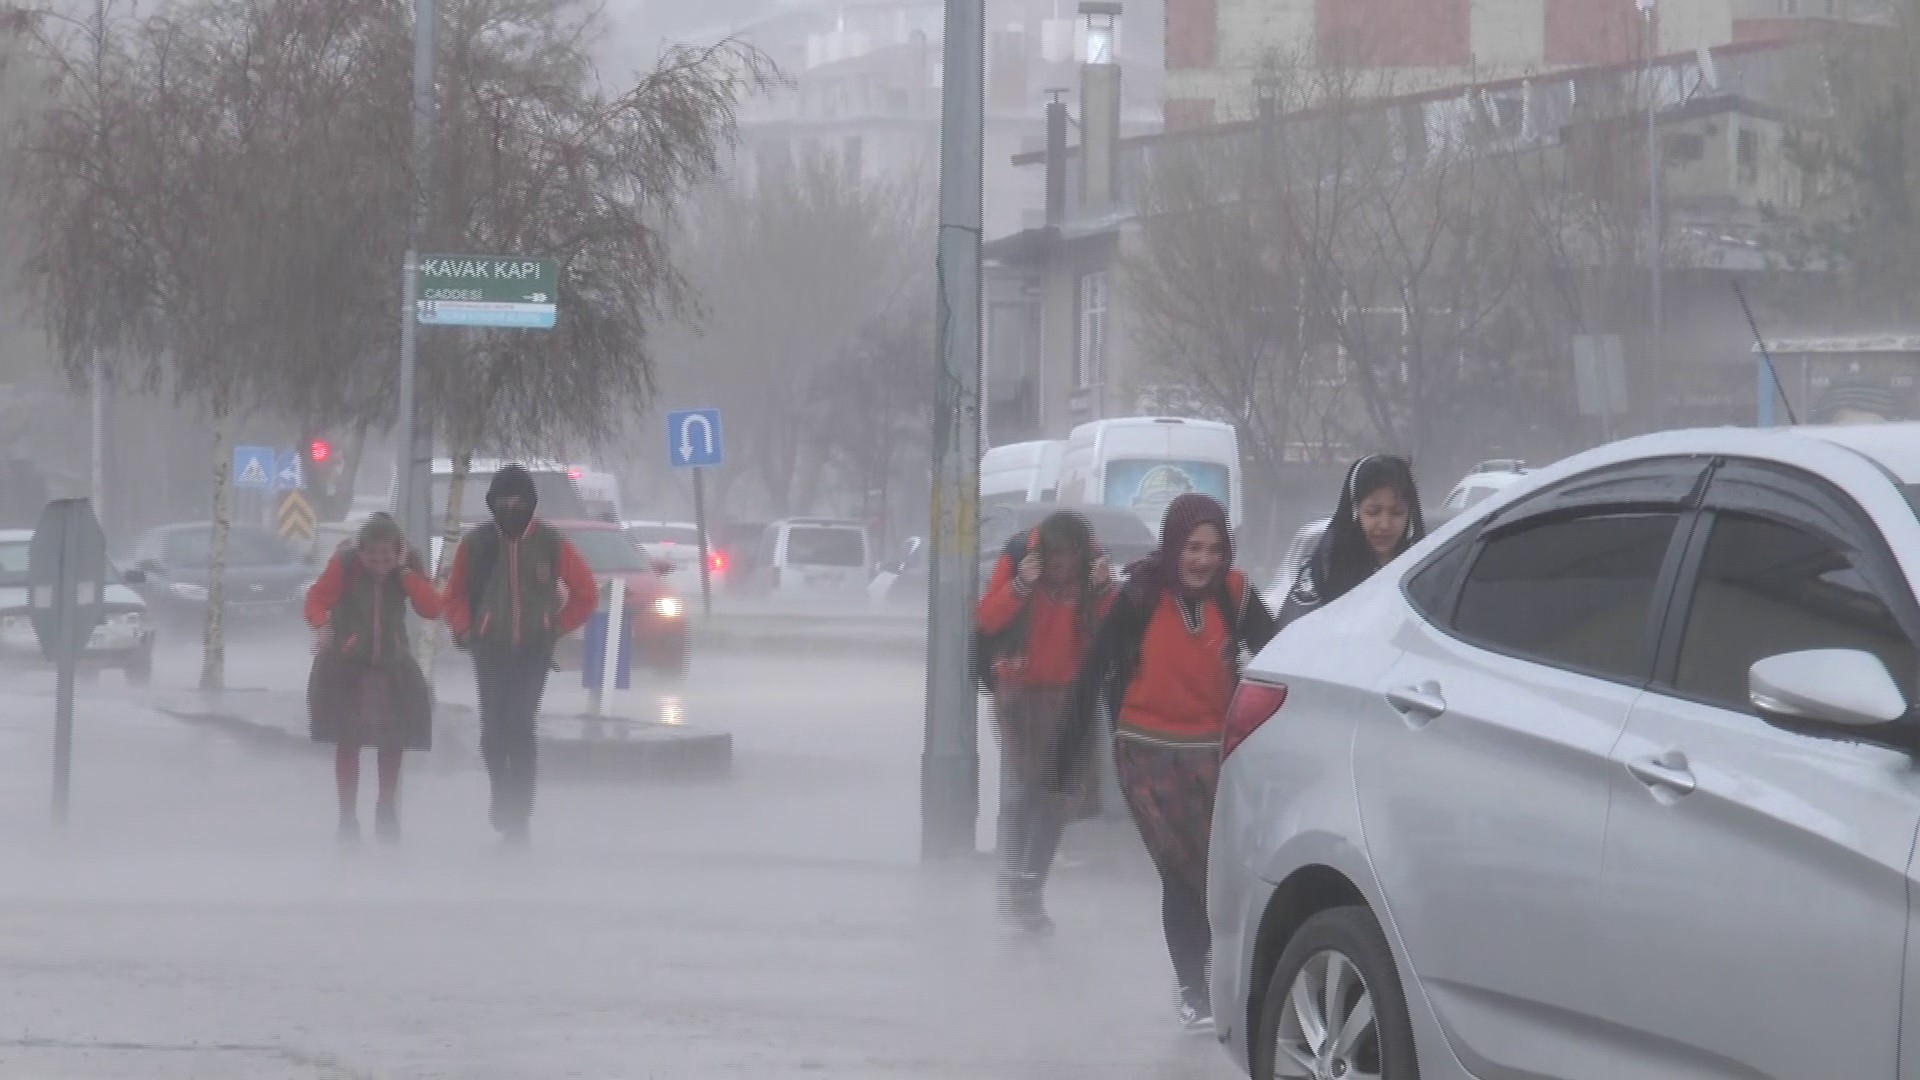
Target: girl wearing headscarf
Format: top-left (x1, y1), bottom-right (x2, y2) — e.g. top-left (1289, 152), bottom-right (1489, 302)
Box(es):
top-left (305, 512), bottom-right (442, 846)
top-left (1061, 493), bottom-right (1277, 1032)
top-left (976, 509), bottom-right (1115, 934)
top-left (1279, 454), bottom-right (1426, 627)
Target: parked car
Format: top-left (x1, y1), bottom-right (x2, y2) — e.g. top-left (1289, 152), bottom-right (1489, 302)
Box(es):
top-left (0, 529), bottom-right (154, 683)
top-left (549, 520), bottom-right (688, 679)
top-left (1213, 423), bottom-right (1920, 1080)
top-left (127, 523), bottom-right (312, 629)
top-left (624, 520), bottom-right (727, 588)
top-left (1430, 457), bottom-right (1530, 526)
top-left (749, 518), bottom-right (871, 599)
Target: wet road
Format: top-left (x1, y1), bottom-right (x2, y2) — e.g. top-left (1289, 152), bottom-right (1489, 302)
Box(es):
top-left (0, 623), bottom-right (1241, 1079)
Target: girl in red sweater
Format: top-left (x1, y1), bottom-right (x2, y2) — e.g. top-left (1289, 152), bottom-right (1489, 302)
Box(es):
top-left (977, 510), bottom-right (1113, 933)
top-left (1064, 493), bottom-right (1276, 1031)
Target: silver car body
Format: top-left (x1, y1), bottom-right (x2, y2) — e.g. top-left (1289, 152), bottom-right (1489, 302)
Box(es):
top-left (1214, 424), bottom-right (1920, 1080)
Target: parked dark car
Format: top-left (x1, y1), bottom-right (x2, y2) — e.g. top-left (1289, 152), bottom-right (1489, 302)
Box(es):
top-left (128, 522), bottom-right (312, 629)
top-left (0, 529), bottom-right (154, 683)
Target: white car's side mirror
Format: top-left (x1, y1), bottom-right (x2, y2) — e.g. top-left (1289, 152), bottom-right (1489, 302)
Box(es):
top-left (1749, 649), bottom-right (1909, 728)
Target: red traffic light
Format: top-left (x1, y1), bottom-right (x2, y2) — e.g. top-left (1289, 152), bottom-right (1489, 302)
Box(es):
top-left (309, 439), bottom-right (332, 464)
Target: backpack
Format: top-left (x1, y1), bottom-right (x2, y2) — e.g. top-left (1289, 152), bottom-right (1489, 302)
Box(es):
top-left (971, 531), bottom-right (1036, 690)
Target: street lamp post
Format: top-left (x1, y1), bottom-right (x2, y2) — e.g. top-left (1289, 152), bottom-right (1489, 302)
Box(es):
top-left (1639, 0), bottom-right (1664, 373)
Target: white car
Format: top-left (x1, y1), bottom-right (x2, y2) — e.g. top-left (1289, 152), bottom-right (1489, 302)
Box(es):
top-left (1432, 458), bottom-right (1529, 525)
top-left (1213, 423), bottom-right (1920, 1080)
top-left (0, 530), bottom-right (154, 683)
top-left (623, 521), bottom-right (717, 582)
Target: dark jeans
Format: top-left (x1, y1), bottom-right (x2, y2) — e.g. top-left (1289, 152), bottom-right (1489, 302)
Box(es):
top-left (474, 647), bottom-right (552, 835)
top-left (1160, 872), bottom-right (1211, 999)
top-left (996, 776), bottom-right (1067, 884)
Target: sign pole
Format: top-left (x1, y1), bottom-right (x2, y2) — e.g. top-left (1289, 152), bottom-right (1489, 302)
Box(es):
top-left (51, 520), bottom-right (75, 828)
top-left (397, 0), bottom-right (436, 560)
top-left (693, 468), bottom-right (713, 618)
top-left (923, 0), bottom-right (986, 861)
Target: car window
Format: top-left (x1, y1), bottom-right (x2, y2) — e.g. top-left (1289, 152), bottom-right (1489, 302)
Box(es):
top-left (0, 540), bottom-right (28, 584)
top-left (627, 525), bottom-right (698, 546)
top-left (1444, 486), bottom-right (1470, 510)
top-left (1405, 535), bottom-right (1475, 624)
top-left (786, 527), bottom-right (865, 567)
top-left (1674, 513), bottom-right (1916, 710)
top-left (564, 529), bottom-right (647, 574)
top-left (1452, 512), bottom-right (1679, 683)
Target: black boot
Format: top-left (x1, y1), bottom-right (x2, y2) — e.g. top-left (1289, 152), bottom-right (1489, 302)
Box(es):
top-left (1015, 875), bottom-right (1056, 936)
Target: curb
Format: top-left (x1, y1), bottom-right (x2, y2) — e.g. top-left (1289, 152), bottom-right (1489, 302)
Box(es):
top-left (153, 694), bottom-right (732, 782)
top-left (691, 628), bottom-right (924, 660)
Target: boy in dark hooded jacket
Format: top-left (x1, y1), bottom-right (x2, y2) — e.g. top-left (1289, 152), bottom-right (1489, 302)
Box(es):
top-left (443, 464), bottom-right (597, 845)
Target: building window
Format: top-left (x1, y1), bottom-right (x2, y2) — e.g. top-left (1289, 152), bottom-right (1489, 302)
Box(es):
top-left (1738, 127), bottom-right (1760, 186)
top-left (1077, 271), bottom-right (1109, 390)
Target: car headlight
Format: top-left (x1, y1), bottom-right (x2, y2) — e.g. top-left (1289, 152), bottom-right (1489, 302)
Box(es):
top-left (652, 596), bottom-right (684, 619)
top-left (169, 582), bottom-right (209, 601)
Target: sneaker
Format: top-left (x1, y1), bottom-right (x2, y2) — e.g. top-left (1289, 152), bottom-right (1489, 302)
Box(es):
top-left (1176, 988), bottom-right (1214, 1033)
top-left (374, 802), bottom-right (400, 845)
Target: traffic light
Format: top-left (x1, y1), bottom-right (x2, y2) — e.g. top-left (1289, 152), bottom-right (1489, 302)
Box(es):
top-left (302, 434), bottom-right (349, 522)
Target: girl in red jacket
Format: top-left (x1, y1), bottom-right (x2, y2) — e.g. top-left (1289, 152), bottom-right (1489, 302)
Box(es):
top-left (976, 510), bottom-right (1113, 934)
top-left (1064, 493), bottom-right (1276, 1031)
top-left (304, 513), bottom-right (442, 846)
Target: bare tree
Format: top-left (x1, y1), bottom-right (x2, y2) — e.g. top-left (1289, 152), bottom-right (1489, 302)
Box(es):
top-left (669, 155), bottom-right (933, 517)
top-left (1128, 47), bottom-right (1583, 473)
top-left (418, 0), bottom-right (775, 581)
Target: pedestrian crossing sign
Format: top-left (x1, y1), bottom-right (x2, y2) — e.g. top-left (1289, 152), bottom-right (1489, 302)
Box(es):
top-left (234, 445), bottom-right (275, 491)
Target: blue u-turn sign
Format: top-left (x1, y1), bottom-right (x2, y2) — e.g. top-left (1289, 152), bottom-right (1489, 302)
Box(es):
top-left (666, 409), bottom-right (723, 469)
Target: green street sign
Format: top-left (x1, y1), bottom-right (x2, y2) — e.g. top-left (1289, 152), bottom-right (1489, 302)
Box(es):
top-left (416, 255), bottom-right (557, 329)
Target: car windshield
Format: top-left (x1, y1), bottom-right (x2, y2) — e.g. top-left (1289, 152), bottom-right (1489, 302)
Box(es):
top-left (565, 528), bottom-right (648, 573)
top-left (163, 527), bottom-right (295, 568)
top-left (628, 525), bottom-right (699, 546)
top-left (0, 540), bottom-right (27, 585)
top-left (788, 526), bottom-right (865, 567)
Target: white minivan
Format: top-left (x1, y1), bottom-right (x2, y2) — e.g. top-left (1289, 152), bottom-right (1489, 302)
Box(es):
top-left (753, 518), bottom-right (871, 599)
top-left (980, 440), bottom-right (1064, 507)
top-left (1055, 417), bottom-right (1242, 533)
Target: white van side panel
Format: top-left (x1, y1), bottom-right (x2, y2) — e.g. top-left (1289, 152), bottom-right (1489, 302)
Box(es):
top-left (1057, 417), bottom-right (1242, 531)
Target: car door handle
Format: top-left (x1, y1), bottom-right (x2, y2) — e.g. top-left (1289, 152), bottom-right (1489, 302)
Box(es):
top-left (1385, 682), bottom-right (1446, 720)
top-left (1626, 753), bottom-right (1697, 796)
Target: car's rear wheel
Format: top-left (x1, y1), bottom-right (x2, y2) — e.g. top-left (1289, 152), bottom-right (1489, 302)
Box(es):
top-left (1252, 906), bottom-right (1418, 1080)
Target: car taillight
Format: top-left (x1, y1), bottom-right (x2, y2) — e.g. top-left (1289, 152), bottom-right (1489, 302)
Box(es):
top-left (1222, 681), bottom-right (1289, 761)
top-left (709, 551), bottom-right (728, 575)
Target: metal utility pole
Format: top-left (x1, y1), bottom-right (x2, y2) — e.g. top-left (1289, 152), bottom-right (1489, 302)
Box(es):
top-left (922, 0), bottom-right (985, 861)
top-left (1640, 0), bottom-right (1664, 366)
top-left (90, 0), bottom-right (106, 536)
top-left (396, 0), bottom-right (436, 557)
